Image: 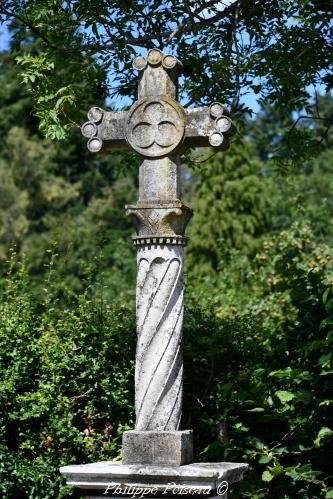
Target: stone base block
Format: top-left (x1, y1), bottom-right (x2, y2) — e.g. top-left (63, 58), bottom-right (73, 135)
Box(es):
top-left (60, 461), bottom-right (248, 498)
top-left (122, 430), bottom-right (193, 466)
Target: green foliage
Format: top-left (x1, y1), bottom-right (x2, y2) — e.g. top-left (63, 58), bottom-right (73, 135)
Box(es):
top-left (183, 223), bottom-right (333, 498)
top-left (1, 0), bottom-right (332, 159)
top-left (1, 222), bottom-right (332, 498)
top-left (246, 95), bottom-right (333, 170)
top-left (0, 255), bottom-right (136, 498)
top-left (15, 48), bottom-right (106, 140)
top-left (0, 50), bottom-right (138, 300)
top-left (187, 140), bottom-right (272, 275)
top-left (0, 21), bottom-right (332, 499)
top-left (0, 123), bottom-right (138, 300)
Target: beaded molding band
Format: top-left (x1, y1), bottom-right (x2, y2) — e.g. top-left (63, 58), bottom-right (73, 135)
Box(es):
top-left (133, 235), bottom-right (188, 247)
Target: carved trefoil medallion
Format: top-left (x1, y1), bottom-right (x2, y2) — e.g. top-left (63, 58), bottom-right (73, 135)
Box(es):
top-left (126, 97), bottom-right (185, 158)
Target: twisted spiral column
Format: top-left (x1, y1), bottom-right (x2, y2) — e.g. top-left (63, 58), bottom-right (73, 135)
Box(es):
top-left (135, 244), bottom-right (184, 431)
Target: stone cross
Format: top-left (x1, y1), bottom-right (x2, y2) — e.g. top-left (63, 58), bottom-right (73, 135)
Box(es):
top-left (81, 48), bottom-right (236, 466)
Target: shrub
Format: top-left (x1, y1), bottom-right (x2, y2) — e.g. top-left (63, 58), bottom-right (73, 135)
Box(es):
top-left (0, 223), bottom-right (332, 498)
top-left (0, 256), bottom-right (135, 498)
top-left (183, 223), bottom-right (333, 498)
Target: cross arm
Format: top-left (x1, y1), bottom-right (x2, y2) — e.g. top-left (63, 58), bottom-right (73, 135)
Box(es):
top-left (184, 102), bottom-right (236, 150)
top-left (81, 101), bottom-right (236, 154)
top-left (81, 106), bottom-right (129, 153)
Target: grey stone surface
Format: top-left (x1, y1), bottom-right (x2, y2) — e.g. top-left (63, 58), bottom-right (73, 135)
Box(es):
top-left (126, 97), bottom-right (185, 158)
top-left (122, 430), bottom-right (193, 465)
top-left (117, 49), bottom-right (235, 438)
top-left (126, 203), bottom-right (192, 238)
top-left (133, 245), bottom-right (185, 433)
top-left (136, 51), bottom-right (181, 101)
top-left (138, 157), bottom-right (181, 201)
top-left (81, 48), bottom-right (235, 157)
top-left (61, 48), bottom-right (246, 499)
top-left (60, 460), bottom-right (247, 496)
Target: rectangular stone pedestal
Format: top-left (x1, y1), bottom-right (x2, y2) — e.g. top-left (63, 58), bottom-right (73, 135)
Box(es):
top-left (122, 430), bottom-right (193, 466)
top-left (60, 461), bottom-right (248, 498)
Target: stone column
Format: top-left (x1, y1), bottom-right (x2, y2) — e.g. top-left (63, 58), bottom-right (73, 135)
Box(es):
top-left (123, 201), bottom-right (192, 465)
top-left (135, 243), bottom-right (184, 432)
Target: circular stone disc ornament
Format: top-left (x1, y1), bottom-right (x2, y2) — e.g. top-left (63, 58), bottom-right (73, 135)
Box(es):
top-left (126, 97), bottom-right (185, 157)
top-left (210, 102), bottom-right (225, 118)
top-left (81, 121), bottom-right (97, 138)
top-left (209, 131), bottom-right (224, 147)
top-left (147, 49), bottom-right (163, 66)
top-left (87, 107), bottom-right (104, 123)
top-left (87, 137), bottom-right (103, 152)
top-left (133, 55), bottom-right (147, 71)
top-left (162, 55), bottom-right (177, 69)
top-left (216, 116), bottom-right (232, 133)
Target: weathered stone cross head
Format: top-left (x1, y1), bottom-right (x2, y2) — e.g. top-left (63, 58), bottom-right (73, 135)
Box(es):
top-left (82, 48), bottom-right (235, 154)
top-left (82, 48), bottom-right (235, 246)
top-left (81, 48), bottom-right (236, 467)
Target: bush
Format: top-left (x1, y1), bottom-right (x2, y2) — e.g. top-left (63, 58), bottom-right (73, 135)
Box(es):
top-left (183, 223), bottom-right (333, 498)
top-left (0, 223), bottom-right (332, 498)
top-left (0, 256), bottom-right (135, 498)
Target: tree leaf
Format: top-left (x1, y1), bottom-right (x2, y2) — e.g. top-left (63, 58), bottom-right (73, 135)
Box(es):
top-left (275, 390), bottom-right (295, 403)
top-left (314, 427), bottom-right (333, 447)
top-left (262, 470), bottom-right (274, 482)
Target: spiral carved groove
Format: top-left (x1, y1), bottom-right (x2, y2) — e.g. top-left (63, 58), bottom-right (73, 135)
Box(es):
top-left (135, 245), bottom-right (184, 431)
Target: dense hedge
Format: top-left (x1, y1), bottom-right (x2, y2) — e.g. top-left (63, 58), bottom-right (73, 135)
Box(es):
top-left (0, 223), bottom-right (332, 498)
top-left (184, 223), bottom-right (333, 498)
top-left (0, 257), bottom-right (136, 498)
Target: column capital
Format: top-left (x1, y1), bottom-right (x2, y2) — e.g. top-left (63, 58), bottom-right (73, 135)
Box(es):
top-left (126, 202), bottom-right (192, 246)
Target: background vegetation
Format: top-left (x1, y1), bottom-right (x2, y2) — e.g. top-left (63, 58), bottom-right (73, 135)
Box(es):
top-left (0, 1), bottom-right (333, 498)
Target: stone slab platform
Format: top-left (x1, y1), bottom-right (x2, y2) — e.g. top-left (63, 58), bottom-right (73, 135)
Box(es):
top-left (60, 461), bottom-right (248, 498)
